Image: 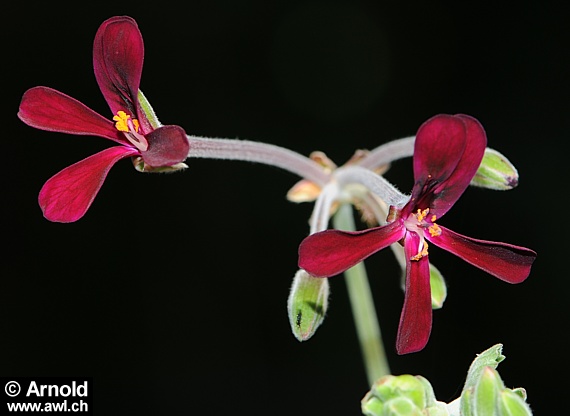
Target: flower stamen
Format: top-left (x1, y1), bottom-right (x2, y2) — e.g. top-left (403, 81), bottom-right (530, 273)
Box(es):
top-left (406, 208), bottom-right (442, 260)
top-left (411, 241), bottom-right (429, 261)
top-left (428, 223), bottom-right (442, 237)
top-left (113, 110), bottom-right (148, 152)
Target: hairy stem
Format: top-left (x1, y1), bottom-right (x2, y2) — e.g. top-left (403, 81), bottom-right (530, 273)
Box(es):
top-left (187, 136), bottom-right (330, 185)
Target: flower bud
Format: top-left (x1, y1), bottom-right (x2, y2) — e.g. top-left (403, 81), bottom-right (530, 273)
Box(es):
top-left (498, 389), bottom-right (533, 416)
top-left (382, 397), bottom-right (423, 416)
top-left (471, 148), bottom-right (519, 190)
top-left (459, 344), bottom-right (533, 415)
top-left (473, 367), bottom-right (503, 415)
top-left (361, 375), bottom-right (449, 416)
top-left (429, 263), bottom-right (447, 309)
top-left (287, 269), bottom-right (329, 341)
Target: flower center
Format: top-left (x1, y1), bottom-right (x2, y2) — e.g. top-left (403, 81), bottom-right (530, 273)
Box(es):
top-left (113, 111), bottom-right (148, 152)
top-left (404, 208), bottom-right (442, 261)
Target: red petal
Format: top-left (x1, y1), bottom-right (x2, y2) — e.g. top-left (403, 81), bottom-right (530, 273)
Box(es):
top-left (142, 125), bottom-right (190, 167)
top-left (18, 87), bottom-right (124, 143)
top-left (427, 225), bottom-right (536, 283)
top-left (396, 233), bottom-right (432, 354)
top-left (410, 114), bottom-right (487, 218)
top-left (298, 221), bottom-right (405, 277)
top-left (93, 16), bottom-right (144, 123)
top-left (39, 146), bottom-right (138, 223)
top-left (413, 114), bottom-right (467, 188)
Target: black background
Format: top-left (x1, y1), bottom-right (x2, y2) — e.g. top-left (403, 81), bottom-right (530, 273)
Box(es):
top-left (4, 1), bottom-right (567, 415)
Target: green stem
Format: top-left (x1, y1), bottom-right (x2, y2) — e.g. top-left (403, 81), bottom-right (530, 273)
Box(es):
top-left (333, 203), bottom-right (391, 385)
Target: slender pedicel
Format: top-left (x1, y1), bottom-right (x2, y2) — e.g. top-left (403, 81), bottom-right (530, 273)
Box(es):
top-left (334, 165), bottom-right (409, 207)
top-left (187, 136), bottom-right (330, 186)
top-left (309, 182), bottom-right (340, 234)
top-left (357, 136), bottom-right (415, 170)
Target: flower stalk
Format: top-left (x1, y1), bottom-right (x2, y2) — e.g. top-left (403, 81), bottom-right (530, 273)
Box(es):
top-left (333, 203), bottom-right (390, 385)
top-left (187, 136), bottom-right (330, 186)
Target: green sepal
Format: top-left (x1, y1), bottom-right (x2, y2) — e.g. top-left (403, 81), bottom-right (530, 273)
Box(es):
top-left (471, 148), bottom-right (519, 191)
top-left (137, 89), bottom-right (161, 129)
top-left (287, 269), bottom-right (329, 341)
top-left (429, 263), bottom-right (447, 309)
top-left (459, 344), bottom-right (533, 415)
top-left (463, 344), bottom-right (506, 391)
top-left (132, 157), bottom-right (188, 173)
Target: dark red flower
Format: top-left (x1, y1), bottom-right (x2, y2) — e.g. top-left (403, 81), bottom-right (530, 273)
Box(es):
top-left (298, 114), bottom-right (537, 354)
top-left (18, 16), bottom-right (189, 222)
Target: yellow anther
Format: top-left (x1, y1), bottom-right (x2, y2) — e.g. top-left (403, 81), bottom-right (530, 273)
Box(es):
top-left (431, 214), bottom-right (437, 222)
top-left (416, 208), bottom-right (430, 222)
top-left (411, 241), bottom-right (429, 261)
top-left (113, 111), bottom-right (140, 133)
top-left (428, 223), bottom-right (442, 237)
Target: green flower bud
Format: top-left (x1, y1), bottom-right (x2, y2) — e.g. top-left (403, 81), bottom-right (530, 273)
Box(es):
top-left (511, 388), bottom-right (528, 401)
top-left (460, 388), bottom-right (474, 416)
top-left (362, 396), bottom-right (385, 416)
top-left (287, 269), bottom-right (329, 341)
top-left (471, 148), bottom-right (519, 191)
top-left (473, 367), bottom-right (503, 415)
top-left (498, 389), bottom-right (533, 416)
top-left (383, 397), bottom-right (423, 416)
top-left (373, 375), bottom-right (426, 408)
top-left (415, 376), bottom-right (449, 416)
top-left (460, 344), bottom-right (533, 416)
top-left (361, 375), bottom-right (449, 416)
top-left (429, 263), bottom-right (447, 309)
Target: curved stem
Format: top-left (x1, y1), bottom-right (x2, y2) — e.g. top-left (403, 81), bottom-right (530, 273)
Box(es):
top-left (333, 203), bottom-right (391, 385)
top-left (357, 136), bottom-right (415, 170)
top-left (310, 182), bottom-right (339, 234)
top-left (187, 136), bottom-right (330, 186)
top-left (335, 165), bottom-right (409, 207)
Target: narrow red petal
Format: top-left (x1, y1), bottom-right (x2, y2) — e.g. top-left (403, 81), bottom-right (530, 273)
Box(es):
top-left (93, 16), bottom-right (143, 122)
top-left (18, 87), bottom-right (124, 143)
top-left (396, 233), bottom-right (432, 355)
top-left (298, 221), bottom-right (405, 277)
top-left (142, 125), bottom-right (190, 167)
top-left (39, 146), bottom-right (138, 223)
top-left (427, 225), bottom-right (536, 283)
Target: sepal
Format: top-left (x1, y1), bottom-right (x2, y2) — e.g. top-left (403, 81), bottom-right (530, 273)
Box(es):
top-left (429, 263), bottom-right (447, 309)
top-left (459, 344), bottom-right (533, 415)
top-left (287, 269), bottom-right (329, 341)
top-left (132, 156), bottom-right (188, 172)
top-left (137, 90), bottom-right (161, 129)
top-left (471, 148), bottom-right (519, 190)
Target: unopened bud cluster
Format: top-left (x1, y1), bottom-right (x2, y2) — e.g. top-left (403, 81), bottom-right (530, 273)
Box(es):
top-left (361, 374), bottom-right (449, 416)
